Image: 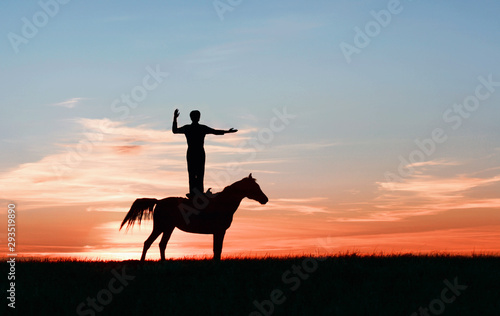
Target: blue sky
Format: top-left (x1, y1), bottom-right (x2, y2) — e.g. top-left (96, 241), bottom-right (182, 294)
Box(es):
top-left (1, 0), bottom-right (500, 258)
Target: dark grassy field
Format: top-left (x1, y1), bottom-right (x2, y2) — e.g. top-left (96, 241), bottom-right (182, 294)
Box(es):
top-left (1, 254), bottom-right (499, 315)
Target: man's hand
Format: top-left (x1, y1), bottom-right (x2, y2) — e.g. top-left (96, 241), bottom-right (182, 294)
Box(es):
top-left (227, 128), bottom-right (238, 133)
top-left (174, 109), bottom-right (180, 119)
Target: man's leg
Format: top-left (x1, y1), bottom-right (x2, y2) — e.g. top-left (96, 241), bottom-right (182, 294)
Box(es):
top-left (187, 150), bottom-right (205, 196)
top-left (187, 153), bottom-right (196, 196)
top-left (193, 152), bottom-right (205, 194)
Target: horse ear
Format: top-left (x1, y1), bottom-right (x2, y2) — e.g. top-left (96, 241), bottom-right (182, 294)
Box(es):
top-left (249, 173), bottom-right (253, 179)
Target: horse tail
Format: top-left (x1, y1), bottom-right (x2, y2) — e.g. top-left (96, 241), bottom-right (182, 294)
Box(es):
top-left (120, 198), bottom-right (158, 230)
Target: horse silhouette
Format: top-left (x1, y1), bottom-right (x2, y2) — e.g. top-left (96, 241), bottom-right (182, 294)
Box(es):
top-left (120, 174), bottom-right (268, 261)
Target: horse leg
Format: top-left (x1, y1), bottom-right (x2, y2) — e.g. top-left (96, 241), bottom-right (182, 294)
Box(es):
top-left (213, 230), bottom-right (226, 261)
top-left (141, 228), bottom-right (162, 262)
top-left (158, 226), bottom-right (174, 261)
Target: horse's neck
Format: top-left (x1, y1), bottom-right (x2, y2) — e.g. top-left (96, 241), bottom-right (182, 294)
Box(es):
top-left (217, 186), bottom-right (244, 212)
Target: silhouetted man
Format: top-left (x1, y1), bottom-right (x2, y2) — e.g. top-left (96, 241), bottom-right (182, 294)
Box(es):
top-left (172, 109), bottom-right (237, 198)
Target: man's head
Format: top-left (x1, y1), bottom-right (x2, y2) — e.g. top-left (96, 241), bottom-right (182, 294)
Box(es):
top-left (190, 110), bottom-right (201, 123)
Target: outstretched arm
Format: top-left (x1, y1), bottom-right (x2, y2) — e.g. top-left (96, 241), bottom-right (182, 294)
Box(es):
top-left (172, 109), bottom-right (182, 134)
top-left (208, 127), bottom-right (238, 135)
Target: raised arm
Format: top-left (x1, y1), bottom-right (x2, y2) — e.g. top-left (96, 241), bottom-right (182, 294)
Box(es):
top-left (172, 109), bottom-right (183, 134)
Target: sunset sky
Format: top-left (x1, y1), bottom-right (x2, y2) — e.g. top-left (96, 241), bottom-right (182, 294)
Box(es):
top-left (1, 1), bottom-right (499, 260)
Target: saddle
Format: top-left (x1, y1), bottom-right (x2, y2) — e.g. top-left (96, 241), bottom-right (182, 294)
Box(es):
top-left (186, 188), bottom-right (219, 200)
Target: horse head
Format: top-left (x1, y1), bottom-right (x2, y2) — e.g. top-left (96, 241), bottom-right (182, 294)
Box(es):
top-left (238, 174), bottom-right (268, 205)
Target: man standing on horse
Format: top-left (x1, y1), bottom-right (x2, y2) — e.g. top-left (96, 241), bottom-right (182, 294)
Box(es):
top-left (172, 109), bottom-right (237, 198)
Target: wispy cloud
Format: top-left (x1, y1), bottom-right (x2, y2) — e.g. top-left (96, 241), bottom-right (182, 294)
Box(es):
top-left (330, 157), bottom-right (500, 223)
top-left (0, 119), bottom-right (187, 209)
top-left (371, 158), bottom-right (500, 220)
top-left (185, 42), bottom-right (247, 64)
top-left (240, 197), bottom-right (330, 215)
top-left (404, 159), bottom-right (461, 170)
top-left (50, 97), bottom-right (84, 109)
top-left (275, 142), bottom-right (340, 151)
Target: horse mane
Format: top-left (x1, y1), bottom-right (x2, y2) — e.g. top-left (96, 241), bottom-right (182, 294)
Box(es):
top-left (220, 176), bottom-right (257, 194)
